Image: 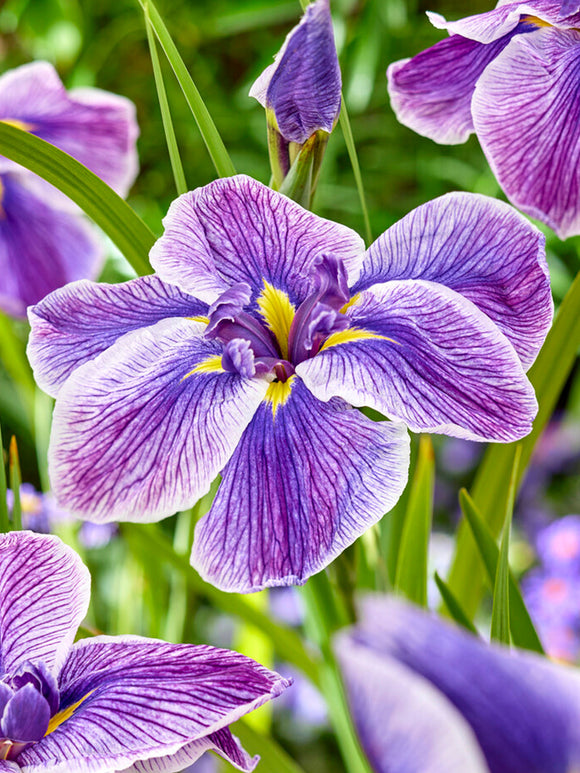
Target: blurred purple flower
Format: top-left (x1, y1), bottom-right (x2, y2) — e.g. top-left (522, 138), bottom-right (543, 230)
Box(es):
top-left (536, 516), bottom-right (580, 573)
top-left (387, 1), bottom-right (580, 238)
top-left (336, 596), bottom-right (580, 773)
top-left (0, 61), bottom-right (138, 317)
top-left (0, 531), bottom-right (289, 772)
top-left (28, 176), bottom-right (551, 593)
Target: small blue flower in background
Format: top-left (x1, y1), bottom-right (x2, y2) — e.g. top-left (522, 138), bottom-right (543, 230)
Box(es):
top-left (0, 530), bottom-right (289, 772)
top-left (28, 175), bottom-right (552, 593)
top-left (0, 61), bottom-right (138, 317)
top-left (387, 1), bottom-right (580, 238)
top-left (335, 596), bottom-right (580, 773)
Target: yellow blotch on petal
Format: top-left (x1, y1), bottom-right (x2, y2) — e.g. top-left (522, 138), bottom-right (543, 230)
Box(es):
top-left (320, 327), bottom-right (400, 351)
top-left (265, 375), bottom-right (295, 417)
top-left (257, 282), bottom-right (295, 360)
top-left (521, 14), bottom-right (553, 26)
top-left (182, 354), bottom-right (224, 381)
top-left (188, 315), bottom-right (210, 325)
top-left (45, 691), bottom-right (94, 737)
top-left (340, 293), bottom-right (361, 313)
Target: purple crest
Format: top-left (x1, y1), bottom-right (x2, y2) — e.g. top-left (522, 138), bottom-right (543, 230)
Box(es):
top-left (28, 176), bottom-right (551, 593)
top-left (0, 61), bottom-right (139, 317)
top-left (387, 1), bottom-right (580, 238)
top-left (0, 531), bottom-right (289, 771)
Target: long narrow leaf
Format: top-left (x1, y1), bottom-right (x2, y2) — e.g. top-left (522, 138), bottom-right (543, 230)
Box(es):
top-left (490, 512), bottom-right (511, 645)
top-left (394, 435), bottom-right (434, 606)
top-left (139, 0), bottom-right (236, 178)
top-left (8, 437), bottom-right (21, 531)
top-left (0, 122), bottom-right (154, 276)
top-left (434, 572), bottom-right (478, 636)
top-left (0, 424), bottom-right (8, 533)
top-left (448, 269), bottom-right (580, 617)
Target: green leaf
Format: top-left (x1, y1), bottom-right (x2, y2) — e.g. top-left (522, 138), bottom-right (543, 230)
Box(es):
top-left (8, 436), bottom-right (22, 531)
top-left (232, 719), bottom-right (309, 773)
top-left (490, 507), bottom-right (511, 645)
top-left (144, 3), bottom-right (187, 196)
top-left (434, 572), bottom-right (478, 636)
top-left (338, 97), bottom-right (373, 246)
top-left (139, 0), bottom-right (236, 179)
top-left (394, 435), bottom-right (434, 606)
top-left (447, 268), bottom-right (580, 618)
top-left (0, 424), bottom-right (9, 534)
top-left (458, 489), bottom-right (544, 654)
top-left (0, 122), bottom-right (154, 277)
top-left (122, 523), bottom-right (321, 686)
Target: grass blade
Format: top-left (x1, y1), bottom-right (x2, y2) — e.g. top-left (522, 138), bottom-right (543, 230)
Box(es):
top-left (490, 507), bottom-right (511, 645)
top-left (338, 98), bottom-right (372, 246)
top-left (8, 437), bottom-right (22, 531)
top-left (0, 425), bottom-right (9, 533)
top-left (139, 0), bottom-right (236, 178)
top-left (394, 435), bottom-right (434, 606)
top-left (0, 122), bottom-right (154, 276)
top-left (434, 572), bottom-right (478, 636)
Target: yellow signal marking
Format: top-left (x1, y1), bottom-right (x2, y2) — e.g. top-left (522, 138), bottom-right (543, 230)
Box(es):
top-left (256, 282), bottom-right (295, 359)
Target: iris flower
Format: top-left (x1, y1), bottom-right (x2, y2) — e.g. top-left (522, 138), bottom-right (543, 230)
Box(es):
top-left (0, 530), bottom-right (289, 772)
top-left (336, 596), bottom-right (580, 773)
top-left (387, 1), bottom-right (580, 238)
top-left (28, 175), bottom-right (551, 593)
top-left (0, 61), bottom-right (138, 317)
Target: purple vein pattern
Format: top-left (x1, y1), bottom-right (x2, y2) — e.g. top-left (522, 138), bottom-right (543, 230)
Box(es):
top-left (0, 531), bottom-right (288, 772)
top-left (28, 175), bottom-right (552, 593)
top-left (0, 61), bottom-right (139, 317)
top-left (335, 596), bottom-right (580, 773)
top-left (387, 1), bottom-right (580, 238)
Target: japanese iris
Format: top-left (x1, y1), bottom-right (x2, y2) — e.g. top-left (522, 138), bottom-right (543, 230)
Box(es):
top-left (0, 61), bottom-right (138, 317)
top-left (387, 1), bottom-right (580, 238)
top-left (28, 175), bottom-right (552, 593)
top-left (0, 530), bottom-right (289, 772)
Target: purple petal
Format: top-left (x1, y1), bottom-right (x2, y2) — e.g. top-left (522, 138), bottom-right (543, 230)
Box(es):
top-left (1, 684), bottom-right (50, 743)
top-left (18, 636), bottom-right (288, 772)
top-left (356, 193), bottom-right (552, 370)
top-left (191, 378), bottom-right (410, 592)
top-left (0, 531), bottom-right (90, 675)
top-left (0, 173), bottom-right (101, 318)
top-left (149, 175), bottom-right (365, 305)
top-left (49, 318), bottom-right (268, 522)
top-left (387, 33), bottom-right (514, 145)
top-left (297, 280), bottom-right (538, 442)
top-left (0, 61), bottom-right (138, 196)
top-left (27, 275), bottom-right (208, 397)
top-left (249, 0), bottom-right (341, 144)
top-left (473, 28), bottom-right (580, 239)
top-left (347, 597), bottom-right (580, 773)
top-left (335, 633), bottom-right (489, 773)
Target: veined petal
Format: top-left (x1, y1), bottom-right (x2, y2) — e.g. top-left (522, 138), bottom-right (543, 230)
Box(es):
top-left (297, 280), bottom-right (537, 442)
top-left (0, 173), bottom-right (101, 319)
top-left (27, 275), bottom-right (208, 398)
top-left (49, 318), bottom-right (268, 522)
top-left (335, 634), bottom-right (490, 773)
top-left (356, 192), bottom-right (552, 370)
top-left (191, 378), bottom-right (410, 593)
top-left (473, 28), bottom-right (580, 239)
top-left (249, 0), bottom-right (341, 144)
top-left (349, 597), bottom-right (580, 773)
top-left (0, 532), bottom-right (90, 675)
top-left (17, 636), bottom-right (288, 773)
top-left (0, 61), bottom-right (138, 197)
top-left (387, 33), bottom-right (514, 145)
top-left (149, 175), bottom-right (365, 305)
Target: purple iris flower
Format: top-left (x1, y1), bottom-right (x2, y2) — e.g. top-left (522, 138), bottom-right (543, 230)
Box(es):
top-left (387, 1), bottom-right (580, 238)
top-left (0, 61), bottom-right (138, 317)
top-left (250, 0), bottom-right (341, 187)
top-left (28, 175), bottom-right (551, 593)
top-left (0, 530), bottom-right (289, 772)
top-left (536, 515), bottom-right (580, 573)
top-left (336, 596), bottom-right (580, 773)
top-left (522, 568), bottom-right (580, 662)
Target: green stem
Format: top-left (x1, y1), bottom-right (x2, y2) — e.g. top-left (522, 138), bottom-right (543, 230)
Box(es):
top-left (0, 424), bottom-right (9, 533)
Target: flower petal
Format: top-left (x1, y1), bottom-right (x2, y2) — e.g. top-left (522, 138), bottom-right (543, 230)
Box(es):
top-left (356, 192), bottom-right (552, 370)
top-left (191, 378), bottom-right (410, 592)
top-left (472, 28), bottom-right (580, 239)
top-left (0, 531), bottom-right (90, 675)
top-left (18, 636), bottom-right (288, 773)
top-left (335, 633), bottom-right (490, 773)
top-left (297, 280), bottom-right (538, 442)
top-left (0, 174), bottom-right (101, 318)
top-left (249, 0), bottom-right (341, 144)
top-left (49, 318), bottom-right (268, 522)
top-left (0, 61), bottom-right (138, 196)
top-left (387, 33), bottom-right (514, 145)
top-left (149, 175), bottom-right (365, 305)
top-left (27, 275), bottom-right (208, 397)
top-left (349, 596), bottom-right (580, 773)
